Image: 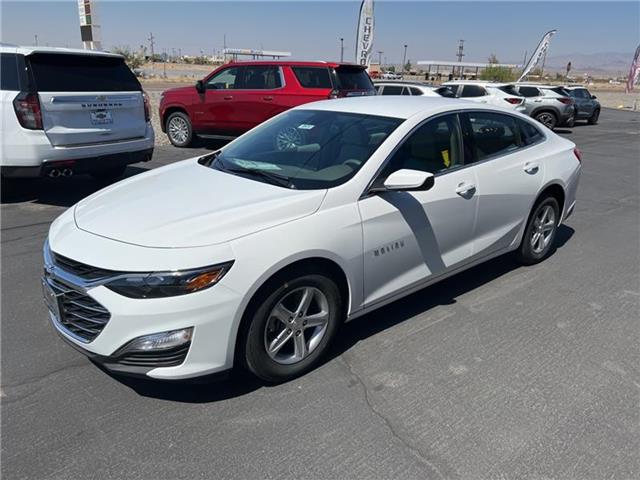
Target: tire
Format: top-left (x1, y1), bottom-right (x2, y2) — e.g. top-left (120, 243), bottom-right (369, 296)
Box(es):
top-left (534, 111), bottom-right (558, 130)
top-left (517, 196), bottom-right (560, 265)
top-left (242, 270), bottom-right (343, 383)
top-left (564, 115), bottom-right (575, 128)
top-left (166, 111), bottom-right (194, 147)
top-left (587, 108), bottom-right (600, 125)
top-left (90, 165), bottom-right (126, 182)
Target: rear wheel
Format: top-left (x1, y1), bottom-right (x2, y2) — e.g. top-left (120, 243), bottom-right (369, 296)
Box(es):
top-left (166, 111), bottom-right (194, 147)
top-left (534, 111), bottom-right (558, 130)
top-left (517, 196), bottom-right (560, 265)
top-left (587, 108), bottom-right (600, 125)
top-left (242, 271), bottom-right (343, 383)
top-left (90, 165), bottom-right (126, 183)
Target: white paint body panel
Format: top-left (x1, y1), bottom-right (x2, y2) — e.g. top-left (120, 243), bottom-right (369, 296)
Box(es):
top-left (46, 97), bottom-right (581, 379)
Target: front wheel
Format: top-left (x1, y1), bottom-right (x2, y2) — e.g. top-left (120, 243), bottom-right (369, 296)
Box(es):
top-left (242, 271), bottom-right (343, 383)
top-left (534, 111), bottom-right (558, 130)
top-left (517, 196), bottom-right (560, 265)
top-left (587, 108), bottom-right (600, 125)
top-left (166, 111), bottom-right (194, 147)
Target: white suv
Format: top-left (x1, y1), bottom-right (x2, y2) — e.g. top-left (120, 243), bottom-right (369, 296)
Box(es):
top-left (437, 81), bottom-right (526, 112)
top-left (0, 44), bottom-right (154, 180)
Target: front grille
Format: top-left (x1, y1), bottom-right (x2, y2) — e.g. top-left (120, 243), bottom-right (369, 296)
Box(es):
top-left (116, 344), bottom-right (190, 367)
top-left (49, 277), bottom-right (111, 342)
top-left (52, 252), bottom-right (118, 280)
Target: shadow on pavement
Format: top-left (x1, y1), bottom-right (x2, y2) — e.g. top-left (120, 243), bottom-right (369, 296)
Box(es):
top-left (113, 225), bottom-right (574, 403)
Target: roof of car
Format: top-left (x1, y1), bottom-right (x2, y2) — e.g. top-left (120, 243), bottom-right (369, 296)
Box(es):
top-left (516, 84), bottom-right (565, 89)
top-left (0, 43), bottom-right (123, 58)
top-left (373, 81), bottom-right (433, 87)
top-left (225, 60), bottom-right (364, 68)
top-left (293, 96), bottom-right (491, 119)
top-left (443, 80), bottom-right (513, 87)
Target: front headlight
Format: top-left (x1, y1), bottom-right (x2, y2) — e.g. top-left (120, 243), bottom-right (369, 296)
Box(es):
top-left (105, 261), bottom-right (233, 299)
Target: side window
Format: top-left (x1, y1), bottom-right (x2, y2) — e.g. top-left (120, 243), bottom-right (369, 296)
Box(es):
top-left (410, 87), bottom-right (423, 96)
top-left (401, 87), bottom-right (412, 96)
top-left (435, 86), bottom-right (456, 98)
top-left (375, 85), bottom-right (382, 93)
top-left (1, 54), bottom-right (20, 91)
top-left (238, 66), bottom-right (282, 89)
top-left (381, 114), bottom-right (462, 179)
top-left (460, 85), bottom-right (487, 97)
top-left (518, 86), bottom-right (541, 97)
top-left (380, 85), bottom-right (403, 95)
top-left (446, 84), bottom-right (459, 95)
top-left (517, 118), bottom-right (544, 145)
top-left (292, 67), bottom-right (332, 89)
top-left (206, 67), bottom-right (239, 90)
top-left (467, 112), bottom-right (524, 160)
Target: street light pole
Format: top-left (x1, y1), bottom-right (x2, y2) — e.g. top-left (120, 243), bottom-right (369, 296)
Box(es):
top-left (340, 38), bottom-right (344, 62)
top-left (402, 44), bottom-right (408, 74)
top-left (377, 50), bottom-right (383, 68)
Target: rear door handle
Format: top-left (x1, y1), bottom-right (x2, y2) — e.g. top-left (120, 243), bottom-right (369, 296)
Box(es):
top-left (223, 96), bottom-right (233, 101)
top-left (524, 162), bottom-right (540, 174)
top-left (263, 96), bottom-right (274, 101)
top-left (455, 182), bottom-right (476, 196)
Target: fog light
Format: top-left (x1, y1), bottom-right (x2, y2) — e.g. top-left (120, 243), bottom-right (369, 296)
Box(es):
top-left (118, 327), bottom-right (193, 354)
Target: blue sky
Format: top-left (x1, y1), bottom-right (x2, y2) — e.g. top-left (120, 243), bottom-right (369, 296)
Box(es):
top-left (1, 1), bottom-right (638, 64)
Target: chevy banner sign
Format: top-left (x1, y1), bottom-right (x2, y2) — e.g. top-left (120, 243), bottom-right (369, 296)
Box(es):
top-left (355, 0), bottom-right (375, 66)
top-left (625, 45), bottom-right (640, 93)
top-left (517, 29), bottom-right (557, 82)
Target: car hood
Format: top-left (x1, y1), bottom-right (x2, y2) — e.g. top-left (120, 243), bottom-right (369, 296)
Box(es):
top-left (74, 159), bottom-right (326, 248)
top-left (162, 85), bottom-right (196, 97)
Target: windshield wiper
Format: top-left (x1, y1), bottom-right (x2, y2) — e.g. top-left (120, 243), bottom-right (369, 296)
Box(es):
top-left (220, 164), bottom-right (294, 189)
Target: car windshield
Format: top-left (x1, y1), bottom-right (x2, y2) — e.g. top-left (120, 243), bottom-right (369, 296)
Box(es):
top-left (207, 110), bottom-right (403, 189)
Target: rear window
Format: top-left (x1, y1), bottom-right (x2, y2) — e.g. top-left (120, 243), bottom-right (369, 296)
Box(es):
top-left (0, 53), bottom-right (20, 90)
top-left (27, 53), bottom-right (141, 92)
top-left (518, 86), bottom-right (541, 97)
top-left (498, 85), bottom-right (520, 96)
top-left (332, 67), bottom-right (374, 91)
top-left (380, 85), bottom-right (403, 95)
top-left (460, 85), bottom-right (487, 97)
top-left (292, 67), bottom-right (332, 89)
top-left (410, 87), bottom-right (423, 96)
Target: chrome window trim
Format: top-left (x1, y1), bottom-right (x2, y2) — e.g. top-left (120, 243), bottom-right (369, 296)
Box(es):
top-left (205, 65), bottom-right (286, 91)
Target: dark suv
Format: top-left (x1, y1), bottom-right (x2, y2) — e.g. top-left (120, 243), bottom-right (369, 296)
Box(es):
top-left (564, 86), bottom-right (601, 124)
top-left (159, 61), bottom-right (375, 147)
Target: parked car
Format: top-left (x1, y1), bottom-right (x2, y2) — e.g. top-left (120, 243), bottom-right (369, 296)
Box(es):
top-left (44, 96), bottom-right (581, 382)
top-left (380, 71), bottom-right (403, 80)
top-left (0, 44), bottom-right (154, 180)
top-left (563, 86), bottom-right (601, 124)
top-left (512, 84), bottom-right (576, 129)
top-left (438, 81), bottom-right (527, 112)
top-left (374, 81), bottom-right (440, 96)
top-left (159, 61), bottom-right (376, 147)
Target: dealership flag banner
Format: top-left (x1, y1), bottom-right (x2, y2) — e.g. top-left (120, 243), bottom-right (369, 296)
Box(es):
top-left (625, 45), bottom-right (640, 93)
top-left (355, 0), bottom-right (375, 66)
top-left (517, 29), bottom-right (557, 82)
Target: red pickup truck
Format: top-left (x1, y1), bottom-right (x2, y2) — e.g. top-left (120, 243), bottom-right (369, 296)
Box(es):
top-left (159, 61), bottom-right (375, 147)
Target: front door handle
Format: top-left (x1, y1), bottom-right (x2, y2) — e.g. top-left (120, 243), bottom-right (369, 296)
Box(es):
top-left (263, 96), bottom-right (274, 101)
top-left (524, 162), bottom-right (540, 174)
top-left (223, 96), bottom-right (233, 101)
top-left (455, 182), bottom-right (476, 197)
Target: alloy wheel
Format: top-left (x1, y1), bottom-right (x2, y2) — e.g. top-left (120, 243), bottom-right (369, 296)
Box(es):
top-left (264, 287), bottom-right (330, 365)
top-left (168, 117), bottom-right (189, 144)
top-left (537, 112), bottom-right (556, 129)
top-left (530, 205), bottom-right (556, 254)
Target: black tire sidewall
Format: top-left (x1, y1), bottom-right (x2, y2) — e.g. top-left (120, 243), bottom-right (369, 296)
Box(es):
top-left (243, 273), bottom-right (342, 383)
top-left (535, 111), bottom-right (558, 130)
top-left (588, 109), bottom-right (600, 125)
top-left (166, 112), bottom-right (193, 147)
top-left (518, 196), bottom-right (560, 265)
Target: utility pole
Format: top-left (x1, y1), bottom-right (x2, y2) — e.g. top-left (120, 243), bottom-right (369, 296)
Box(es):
top-left (377, 50), bottom-right (383, 68)
top-left (163, 48), bottom-right (167, 77)
top-left (148, 32), bottom-right (155, 63)
top-left (340, 38), bottom-right (344, 62)
top-left (402, 44), bottom-right (408, 73)
top-left (456, 39), bottom-right (464, 78)
top-left (34, 34), bottom-right (38, 46)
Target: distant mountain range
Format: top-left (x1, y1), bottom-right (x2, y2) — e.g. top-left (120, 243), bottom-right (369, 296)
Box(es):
top-left (543, 52), bottom-right (633, 75)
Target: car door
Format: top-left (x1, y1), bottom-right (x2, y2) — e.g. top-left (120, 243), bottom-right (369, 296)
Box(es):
top-left (232, 65), bottom-right (286, 131)
top-left (463, 111), bottom-right (545, 256)
top-left (199, 65), bottom-right (244, 134)
top-left (358, 113), bottom-right (479, 307)
top-left (570, 88), bottom-right (593, 118)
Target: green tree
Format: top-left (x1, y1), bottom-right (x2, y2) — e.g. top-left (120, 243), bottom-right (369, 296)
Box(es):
top-left (480, 65), bottom-right (515, 82)
top-left (111, 46), bottom-right (143, 70)
top-left (404, 60), bottom-right (412, 72)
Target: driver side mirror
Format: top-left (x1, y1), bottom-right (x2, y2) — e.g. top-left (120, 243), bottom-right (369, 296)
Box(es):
top-left (382, 169), bottom-right (435, 191)
top-left (591, 94), bottom-right (597, 99)
top-left (195, 80), bottom-right (205, 94)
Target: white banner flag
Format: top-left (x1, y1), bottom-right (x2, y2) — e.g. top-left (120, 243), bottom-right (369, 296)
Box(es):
top-left (517, 30), bottom-right (557, 82)
top-left (355, 0), bottom-right (374, 66)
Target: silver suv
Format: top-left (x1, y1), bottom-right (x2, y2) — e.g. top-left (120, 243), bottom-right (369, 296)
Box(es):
top-left (512, 84), bottom-right (576, 129)
top-left (564, 86), bottom-right (601, 125)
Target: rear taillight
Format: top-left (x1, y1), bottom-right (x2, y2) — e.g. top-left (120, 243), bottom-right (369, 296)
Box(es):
top-left (13, 92), bottom-right (43, 130)
top-left (328, 89), bottom-right (339, 99)
top-left (573, 147), bottom-right (582, 162)
top-left (143, 91), bottom-right (151, 122)
top-left (558, 97), bottom-right (573, 105)
top-left (504, 97), bottom-right (523, 105)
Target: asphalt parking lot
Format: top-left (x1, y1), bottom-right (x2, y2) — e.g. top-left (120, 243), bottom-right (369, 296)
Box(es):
top-left (2, 109), bottom-right (639, 480)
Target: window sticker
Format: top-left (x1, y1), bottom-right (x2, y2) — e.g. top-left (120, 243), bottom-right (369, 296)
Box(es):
top-left (234, 159), bottom-right (282, 171)
top-left (297, 124), bottom-right (315, 130)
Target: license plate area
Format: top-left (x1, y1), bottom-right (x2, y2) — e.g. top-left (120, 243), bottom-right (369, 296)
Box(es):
top-left (42, 278), bottom-right (61, 321)
top-left (90, 109), bottom-right (113, 125)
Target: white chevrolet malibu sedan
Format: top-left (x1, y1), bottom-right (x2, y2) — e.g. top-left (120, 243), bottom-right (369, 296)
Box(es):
top-left (43, 97), bottom-right (581, 382)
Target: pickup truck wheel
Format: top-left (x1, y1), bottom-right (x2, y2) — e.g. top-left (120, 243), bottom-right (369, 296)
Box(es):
top-left (534, 111), bottom-right (558, 130)
top-left (242, 272), bottom-right (342, 383)
top-left (587, 108), bottom-right (600, 125)
top-left (166, 112), bottom-right (194, 147)
top-left (90, 165), bottom-right (126, 182)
